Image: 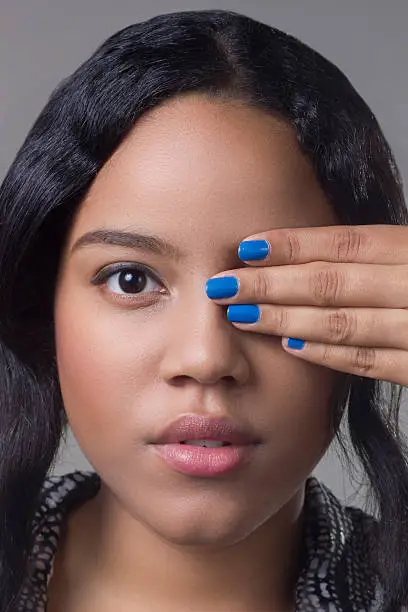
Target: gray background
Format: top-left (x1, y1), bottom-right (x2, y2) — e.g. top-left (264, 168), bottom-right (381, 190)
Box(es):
top-left (1, 0), bottom-right (407, 508)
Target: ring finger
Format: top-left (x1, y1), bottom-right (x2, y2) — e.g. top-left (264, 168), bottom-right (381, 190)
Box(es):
top-left (226, 304), bottom-right (408, 350)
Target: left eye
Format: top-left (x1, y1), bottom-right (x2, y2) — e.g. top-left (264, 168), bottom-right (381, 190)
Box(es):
top-left (94, 264), bottom-right (164, 297)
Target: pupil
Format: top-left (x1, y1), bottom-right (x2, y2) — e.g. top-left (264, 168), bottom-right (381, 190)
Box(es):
top-left (119, 270), bottom-right (146, 294)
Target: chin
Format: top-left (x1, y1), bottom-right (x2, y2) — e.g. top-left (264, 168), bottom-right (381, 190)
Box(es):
top-left (137, 495), bottom-right (262, 549)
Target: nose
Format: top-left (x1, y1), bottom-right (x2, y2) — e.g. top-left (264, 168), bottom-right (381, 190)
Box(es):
top-left (159, 290), bottom-right (251, 387)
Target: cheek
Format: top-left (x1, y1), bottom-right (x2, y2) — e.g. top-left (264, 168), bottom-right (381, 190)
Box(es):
top-left (53, 294), bottom-right (162, 456)
top-left (252, 338), bottom-right (340, 478)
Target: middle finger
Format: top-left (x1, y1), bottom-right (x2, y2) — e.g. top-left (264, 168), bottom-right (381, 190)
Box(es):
top-left (206, 263), bottom-right (408, 308)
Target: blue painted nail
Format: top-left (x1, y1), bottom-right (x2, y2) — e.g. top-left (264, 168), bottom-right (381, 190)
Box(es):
top-left (287, 338), bottom-right (305, 350)
top-left (227, 304), bottom-right (260, 324)
top-left (206, 276), bottom-right (239, 299)
top-left (238, 240), bottom-right (270, 261)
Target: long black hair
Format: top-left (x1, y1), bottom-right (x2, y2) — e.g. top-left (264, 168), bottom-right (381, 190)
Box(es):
top-left (0, 9), bottom-right (407, 611)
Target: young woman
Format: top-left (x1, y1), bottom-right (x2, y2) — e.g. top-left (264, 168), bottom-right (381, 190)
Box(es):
top-left (1, 8), bottom-right (408, 612)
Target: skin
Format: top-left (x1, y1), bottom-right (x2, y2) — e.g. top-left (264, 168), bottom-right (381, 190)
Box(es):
top-left (50, 93), bottom-right (341, 611)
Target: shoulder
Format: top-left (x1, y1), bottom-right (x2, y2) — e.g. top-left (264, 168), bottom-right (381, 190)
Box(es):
top-left (305, 476), bottom-right (379, 534)
top-left (300, 477), bottom-right (383, 610)
top-left (17, 470), bottom-right (101, 610)
top-left (31, 469), bottom-right (101, 534)
top-left (38, 470), bottom-right (101, 510)
top-left (306, 476), bottom-right (380, 566)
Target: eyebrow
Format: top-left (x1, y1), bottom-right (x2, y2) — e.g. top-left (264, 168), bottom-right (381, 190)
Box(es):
top-left (70, 229), bottom-right (186, 261)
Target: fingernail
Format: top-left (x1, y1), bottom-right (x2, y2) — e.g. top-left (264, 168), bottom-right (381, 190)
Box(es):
top-left (238, 240), bottom-right (270, 261)
top-left (287, 338), bottom-right (305, 350)
top-left (227, 305), bottom-right (260, 323)
top-left (206, 276), bottom-right (239, 299)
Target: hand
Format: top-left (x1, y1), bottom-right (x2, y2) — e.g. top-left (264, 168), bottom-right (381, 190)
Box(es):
top-left (205, 225), bottom-right (408, 386)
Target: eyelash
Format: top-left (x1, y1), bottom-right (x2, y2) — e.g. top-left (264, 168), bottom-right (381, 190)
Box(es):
top-left (91, 263), bottom-right (167, 302)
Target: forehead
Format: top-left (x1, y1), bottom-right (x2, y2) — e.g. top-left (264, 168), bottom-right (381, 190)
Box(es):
top-left (64, 94), bottom-right (337, 254)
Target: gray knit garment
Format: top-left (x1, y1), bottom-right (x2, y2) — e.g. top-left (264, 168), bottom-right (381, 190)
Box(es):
top-left (16, 470), bottom-right (385, 611)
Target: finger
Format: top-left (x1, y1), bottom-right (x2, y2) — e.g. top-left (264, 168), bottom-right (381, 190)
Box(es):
top-left (281, 339), bottom-right (408, 386)
top-left (227, 304), bottom-right (408, 351)
top-left (238, 225), bottom-right (408, 266)
top-left (208, 263), bottom-right (408, 308)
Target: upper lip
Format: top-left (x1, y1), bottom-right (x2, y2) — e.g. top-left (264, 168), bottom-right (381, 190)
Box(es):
top-left (151, 414), bottom-right (261, 445)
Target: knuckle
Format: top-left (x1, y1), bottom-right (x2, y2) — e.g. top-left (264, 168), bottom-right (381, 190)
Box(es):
top-left (252, 270), bottom-right (273, 300)
top-left (324, 309), bottom-right (357, 343)
top-left (351, 346), bottom-right (376, 373)
top-left (332, 228), bottom-right (365, 262)
top-left (310, 264), bottom-right (344, 306)
top-left (286, 230), bottom-right (301, 263)
top-left (321, 343), bottom-right (335, 365)
top-left (272, 307), bottom-right (289, 333)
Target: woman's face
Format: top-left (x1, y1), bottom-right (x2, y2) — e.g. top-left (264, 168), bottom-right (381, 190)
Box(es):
top-left (54, 93), bottom-right (341, 546)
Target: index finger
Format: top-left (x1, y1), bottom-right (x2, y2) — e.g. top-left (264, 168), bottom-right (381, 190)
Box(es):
top-left (239, 224), bottom-right (407, 266)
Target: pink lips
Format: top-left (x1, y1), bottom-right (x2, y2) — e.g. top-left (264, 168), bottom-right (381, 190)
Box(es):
top-left (151, 443), bottom-right (258, 477)
top-left (150, 414), bottom-right (261, 477)
top-left (151, 414), bottom-right (260, 445)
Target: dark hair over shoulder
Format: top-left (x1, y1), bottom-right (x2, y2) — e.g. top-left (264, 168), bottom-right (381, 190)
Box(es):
top-left (0, 9), bottom-right (407, 611)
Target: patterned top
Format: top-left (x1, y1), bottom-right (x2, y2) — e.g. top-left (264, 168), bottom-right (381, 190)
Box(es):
top-left (16, 470), bottom-right (386, 611)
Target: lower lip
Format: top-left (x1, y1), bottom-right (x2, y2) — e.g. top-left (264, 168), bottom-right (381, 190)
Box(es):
top-left (150, 443), bottom-right (257, 477)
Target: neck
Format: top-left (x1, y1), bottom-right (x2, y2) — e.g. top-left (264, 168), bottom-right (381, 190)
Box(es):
top-left (52, 482), bottom-right (306, 611)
